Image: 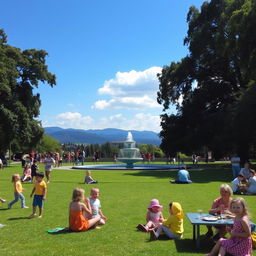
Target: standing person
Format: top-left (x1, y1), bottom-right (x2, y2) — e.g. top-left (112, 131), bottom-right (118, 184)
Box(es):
top-left (150, 202), bottom-right (184, 240)
top-left (31, 160), bottom-right (39, 182)
top-left (230, 153), bottom-right (241, 179)
top-left (8, 174), bottom-right (28, 209)
top-left (88, 188), bottom-right (107, 225)
top-left (69, 188), bottom-right (100, 231)
top-left (44, 153), bottom-right (55, 183)
top-left (192, 154), bottom-right (197, 164)
top-left (205, 197), bottom-right (252, 256)
top-left (137, 199), bottom-right (164, 232)
top-left (29, 172), bottom-right (47, 218)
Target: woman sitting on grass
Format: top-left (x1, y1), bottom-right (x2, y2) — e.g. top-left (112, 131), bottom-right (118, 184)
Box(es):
top-left (69, 188), bottom-right (100, 231)
top-left (205, 184), bottom-right (233, 240)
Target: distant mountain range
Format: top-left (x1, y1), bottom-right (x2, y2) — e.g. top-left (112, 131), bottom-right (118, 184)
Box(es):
top-left (44, 127), bottom-right (161, 145)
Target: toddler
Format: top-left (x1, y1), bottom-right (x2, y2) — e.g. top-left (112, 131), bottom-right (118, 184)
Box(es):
top-left (8, 174), bottom-right (28, 209)
top-left (29, 172), bottom-right (47, 218)
top-left (69, 188), bottom-right (100, 231)
top-left (150, 202), bottom-right (184, 240)
top-left (137, 199), bottom-right (164, 232)
top-left (88, 188), bottom-right (107, 225)
top-left (84, 170), bottom-right (98, 184)
top-left (206, 197), bottom-right (252, 256)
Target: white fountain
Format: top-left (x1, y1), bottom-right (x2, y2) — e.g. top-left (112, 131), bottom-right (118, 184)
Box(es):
top-left (117, 132), bottom-right (143, 168)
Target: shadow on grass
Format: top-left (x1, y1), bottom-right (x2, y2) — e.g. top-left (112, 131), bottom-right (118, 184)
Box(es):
top-left (0, 208), bottom-right (9, 211)
top-left (123, 168), bottom-right (233, 183)
top-left (8, 217), bottom-right (30, 220)
top-left (174, 235), bottom-right (214, 253)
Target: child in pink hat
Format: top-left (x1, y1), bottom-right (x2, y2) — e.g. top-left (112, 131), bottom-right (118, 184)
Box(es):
top-left (137, 199), bottom-right (164, 232)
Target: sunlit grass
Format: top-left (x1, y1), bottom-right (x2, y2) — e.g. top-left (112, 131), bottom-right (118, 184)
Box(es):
top-left (0, 163), bottom-right (255, 255)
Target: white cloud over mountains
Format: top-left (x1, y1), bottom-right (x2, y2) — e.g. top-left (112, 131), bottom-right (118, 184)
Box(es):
top-left (92, 66), bottom-right (162, 110)
top-left (54, 111), bottom-right (161, 132)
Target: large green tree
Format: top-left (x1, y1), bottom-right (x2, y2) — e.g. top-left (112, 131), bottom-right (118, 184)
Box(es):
top-left (0, 29), bottom-right (56, 156)
top-left (157, 0), bottom-right (256, 161)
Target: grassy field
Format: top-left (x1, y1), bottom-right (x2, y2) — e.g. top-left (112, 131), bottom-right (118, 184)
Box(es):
top-left (0, 163), bottom-right (255, 256)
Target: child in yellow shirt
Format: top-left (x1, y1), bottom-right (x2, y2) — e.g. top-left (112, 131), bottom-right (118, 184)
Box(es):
top-left (8, 174), bottom-right (28, 209)
top-left (150, 202), bottom-right (184, 240)
top-left (29, 172), bottom-right (47, 218)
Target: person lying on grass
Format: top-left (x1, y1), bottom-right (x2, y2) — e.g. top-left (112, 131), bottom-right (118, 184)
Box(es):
top-left (150, 202), bottom-right (184, 240)
top-left (69, 188), bottom-right (100, 231)
top-left (137, 199), bottom-right (164, 232)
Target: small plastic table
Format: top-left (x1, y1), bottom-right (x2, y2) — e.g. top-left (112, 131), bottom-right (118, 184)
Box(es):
top-left (186, 213), bottom-right (234, 249)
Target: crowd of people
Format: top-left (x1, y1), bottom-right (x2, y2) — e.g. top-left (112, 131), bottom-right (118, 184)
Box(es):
top-left (0, 151), bottom-right (255, 256)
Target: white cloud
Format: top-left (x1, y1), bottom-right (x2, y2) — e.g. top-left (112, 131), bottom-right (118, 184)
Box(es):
top-left (92, 95), bottom-right (160, 110)
top-left (56, 112), bottom-right (93, 129)
top-left (93, 66), bottom-right (162, 110)
top-left (51, 112), bottom-right (161, 132)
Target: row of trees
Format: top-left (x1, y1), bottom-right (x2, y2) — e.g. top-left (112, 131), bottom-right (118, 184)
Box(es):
top-left (157, 0), bottom-right (256, 162)
top-left (62, 142), bottom-right (164, 158)
top-left (0, 29), bottom-right (56, 159)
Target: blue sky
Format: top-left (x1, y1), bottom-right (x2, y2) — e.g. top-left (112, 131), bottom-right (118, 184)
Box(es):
top-left (1, 0), bottom-right (205, 132)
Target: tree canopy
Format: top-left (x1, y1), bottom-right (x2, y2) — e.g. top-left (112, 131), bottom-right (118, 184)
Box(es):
top-left (157, 0), bottom-right (256, 161)
top-left (0, 29), bottom-right (56, 156)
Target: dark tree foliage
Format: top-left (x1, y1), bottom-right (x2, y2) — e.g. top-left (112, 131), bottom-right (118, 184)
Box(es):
top-left (0, 29), bottom-right (56, 156)
top-left (157, 0), bottom-right (256, 161)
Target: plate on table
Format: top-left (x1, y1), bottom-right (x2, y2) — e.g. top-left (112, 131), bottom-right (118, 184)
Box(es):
top-left (202, 216), bottom-right (219, 221)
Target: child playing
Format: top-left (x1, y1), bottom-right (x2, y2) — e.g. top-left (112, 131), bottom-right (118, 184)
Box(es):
top-left (137, 199), bottom-right (164, 232)
top-left (231, 173), bottom-right (246, 194)
top-left (31, 160), bottom-right (39, 182)
top-left (88, 188), bottom-right (107, 225)
top-left (150, 202), bottom-right (184, 240)
top-left (205, 197), bottom-right (252, 256)
top-left (8, 174), bottom-right (28, 209)
top-left (29, 172), bottom-right (47, 218)
top-left (84, 170), bottom-right (98, 184)
top-left (69, 188), bottom-right (100, 231)
top-left (22, 163), bottom-right (32, 182)
top-left (246, 169), bottom-right (256, 195)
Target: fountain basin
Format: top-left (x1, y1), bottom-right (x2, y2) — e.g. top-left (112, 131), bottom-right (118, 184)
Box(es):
top-left (72, 164), bottom-right (181, 170)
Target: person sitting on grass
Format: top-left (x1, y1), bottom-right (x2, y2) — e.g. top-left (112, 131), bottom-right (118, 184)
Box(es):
top-left (69, 188), bottom-right (100, 232)
top-left (137, 199), bottom-right (164, 232)
top-left (0, 197), bottom-right (6, 203)
top-left (170, 165), bottom-right (192, 184)
top-left (87, 188), bottom-right (107, 226)
top-left (246, 169), bottom-right (256, 195)
top-left (150, 202), bottom-right (184, 241)
top-left (231, 173), bottom-right (247, 194)
top-left (84, 170), bottom-right (98, 184)
top-left (29, 172), bottom-right (47, 218)
top-left (21, 164), bottom-right (32, 182)
top-left (205, 197), bottom-right (252, 256)
top-left (205, 184), bottom-right (233, 240)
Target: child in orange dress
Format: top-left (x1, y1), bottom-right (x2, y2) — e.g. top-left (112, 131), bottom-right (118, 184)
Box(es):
top-left (69, 188), bottom-right (100, 231)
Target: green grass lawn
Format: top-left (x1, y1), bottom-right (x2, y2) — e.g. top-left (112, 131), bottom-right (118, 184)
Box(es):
top-left (0, 163), bottom-right (255, 255)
